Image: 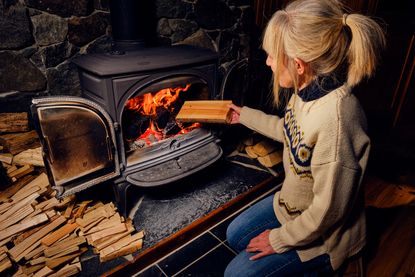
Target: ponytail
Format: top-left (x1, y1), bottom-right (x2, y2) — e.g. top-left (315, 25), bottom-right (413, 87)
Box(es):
top-left (344, 14), bottom-right (386, 86)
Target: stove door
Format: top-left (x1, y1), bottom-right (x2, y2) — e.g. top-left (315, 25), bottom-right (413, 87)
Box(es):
top-left (31, 97), bottom-right (120, 198)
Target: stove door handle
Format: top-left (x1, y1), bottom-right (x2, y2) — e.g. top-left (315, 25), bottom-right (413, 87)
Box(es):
top-left (106, 136), bottom-right (113, 161)
top-left (43, 135), bottom-right (54, 164)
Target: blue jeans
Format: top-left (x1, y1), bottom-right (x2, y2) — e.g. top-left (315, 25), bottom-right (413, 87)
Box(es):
top-left (224, 195), bottom-right (333, 277)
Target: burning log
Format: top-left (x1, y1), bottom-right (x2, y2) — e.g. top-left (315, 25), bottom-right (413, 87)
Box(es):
top-left (122, 109), bottom-right (150, 140)
top-left (154, 106), bottom-right (171, 129)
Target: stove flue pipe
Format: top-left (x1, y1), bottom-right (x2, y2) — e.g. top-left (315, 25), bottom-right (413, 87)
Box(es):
top-left (109, 0), bottom-right (156, 52)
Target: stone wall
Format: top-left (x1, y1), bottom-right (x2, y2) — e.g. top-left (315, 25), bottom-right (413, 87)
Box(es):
top-left (0, 0), bottom-right (255, 113)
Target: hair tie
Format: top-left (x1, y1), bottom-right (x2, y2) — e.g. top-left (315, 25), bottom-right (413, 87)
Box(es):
top-left (342, 13), bottom-right (349, 26)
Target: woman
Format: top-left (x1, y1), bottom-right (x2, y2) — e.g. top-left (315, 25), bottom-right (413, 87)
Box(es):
top-left (224, 0), bottom-right (385, 276)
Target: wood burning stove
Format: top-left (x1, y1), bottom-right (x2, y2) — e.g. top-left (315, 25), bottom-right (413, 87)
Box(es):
top-left (31, 45), bottom-right (226, 216)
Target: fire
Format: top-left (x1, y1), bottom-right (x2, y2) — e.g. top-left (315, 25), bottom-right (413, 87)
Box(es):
top-left (126, 84), bottom-right (191, 116)
top-left (125, 84), bottom-right (200, 147)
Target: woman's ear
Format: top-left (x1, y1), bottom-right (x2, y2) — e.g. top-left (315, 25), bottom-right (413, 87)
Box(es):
top-left (294, 58), bottom-right (307, 75)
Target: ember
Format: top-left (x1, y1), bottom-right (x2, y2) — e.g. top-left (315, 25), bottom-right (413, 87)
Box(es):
top-left (123, 84), bottom-right (201, 150)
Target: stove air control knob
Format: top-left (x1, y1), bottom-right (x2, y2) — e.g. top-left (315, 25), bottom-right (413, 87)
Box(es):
top-left (169, 139), bottom-right (181, 150)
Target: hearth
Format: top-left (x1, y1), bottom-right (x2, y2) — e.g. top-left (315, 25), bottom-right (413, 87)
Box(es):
top-left (30, 45), bottom-right (230, 217)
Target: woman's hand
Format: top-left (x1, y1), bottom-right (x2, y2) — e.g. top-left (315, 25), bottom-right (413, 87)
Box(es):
top-left (246, 230), bottom-right (276, 261)
top-left (227, 103), bottom-right (242, 124)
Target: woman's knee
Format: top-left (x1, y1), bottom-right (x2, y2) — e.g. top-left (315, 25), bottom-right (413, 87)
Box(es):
top-left (226, 217), bottom-right (244, 251)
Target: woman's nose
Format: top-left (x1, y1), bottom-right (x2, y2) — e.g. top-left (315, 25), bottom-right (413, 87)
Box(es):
top-left (266, 56), bottom-right (272, 67)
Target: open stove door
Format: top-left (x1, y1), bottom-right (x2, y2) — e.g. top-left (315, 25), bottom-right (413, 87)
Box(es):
top-left (31, 97), bottom-right (120, 198)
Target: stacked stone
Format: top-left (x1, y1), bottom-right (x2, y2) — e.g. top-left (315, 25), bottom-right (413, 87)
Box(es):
top-left (0, 0), bottom-right (254, 112)
top-left (0, 0), bottom-right (111, 112)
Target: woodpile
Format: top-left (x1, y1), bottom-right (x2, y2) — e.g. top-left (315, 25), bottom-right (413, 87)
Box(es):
top-left (238, 133), bottom-right (283, 168)
top-left (0, 112), bottom-right (145, 276)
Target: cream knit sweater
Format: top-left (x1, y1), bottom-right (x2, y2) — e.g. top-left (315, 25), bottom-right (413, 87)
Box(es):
top-left (239, 85), bottom-right (370, 270)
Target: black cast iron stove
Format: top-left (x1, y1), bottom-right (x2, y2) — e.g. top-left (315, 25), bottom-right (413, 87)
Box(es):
top-left (31, 45), bottom-right (224, 217)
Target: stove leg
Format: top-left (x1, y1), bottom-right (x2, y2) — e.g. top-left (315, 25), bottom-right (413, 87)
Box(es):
top-left (113, 182), bottom-right (132, 218)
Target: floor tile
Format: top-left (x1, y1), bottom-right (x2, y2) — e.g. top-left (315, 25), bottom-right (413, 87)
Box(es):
top-left (210, 187), bottom-right (278, 243)
top-left (136, 265), bottom-right (166, 277)
top-left (174, 244), bottom-right (236, 277)
top-left (210, 213), bottom-right (239, 242)
top-left (158, 232), bottom-right (221, 276)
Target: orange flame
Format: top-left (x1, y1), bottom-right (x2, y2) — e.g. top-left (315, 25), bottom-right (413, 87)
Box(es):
top-left (126, 84), bottom-right (191, 116)
top-left (125, 84), bottom-right (199, 146)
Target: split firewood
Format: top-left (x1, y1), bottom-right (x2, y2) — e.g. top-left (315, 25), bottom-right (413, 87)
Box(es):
top-left (22, 172), bottom-right (49, 192)
top-left (176, 100), bottom-right (233, 123)
top-left (22, 263), bottom-right (44, 275)
top-left (0, 255), bottom-right (12, 273)
top-left (76, 203), bottom-right (116, 227)
top-left (0, 130), bottom-right (40, 155)
top-left (69, 201), bottom-right (92, 223)
top-left (88, 223), bottom-right (127, 244)
top-left (44, 236), bottom-right (85, 258)
top-left (48, 262), bottom-right (81, 277)
top-left (11, 266), bottom-right (24, 276)
top-left (251, 139), bottom-right (279, 157)
top-left (12, 223), bottom-right (46, 246)
top-left (100, 238), bottom-right (143, 262)
top-left (46, 245), bottom-right (79, 259)
top-left (0, 174), bottom-right (38, 203)
top-left (99, 230), bottom-right (144, 258)
top-left (257, 150), bottom-right (283, 168)
top-left (32, 266), bottom-right (54, 277)
top-left (0, 113), bottom-right (29, 133)
top-left (0, 192), bottom-right (40, 225)
top-left (9, 216), bottom-right (66, 262)
top-left (0, 204), bottom-right (35, 231)
top-left (0, 237), bottom-right (12, 248)
top-left (35, 197), bottom-right (59, 211)
top-left (45, 247), bottom-right (87, 269)
top-left (7, 164), bottom-right (34, 179)
top-left (0, 167), bottom-right (144, 275)
top-left (0, 153), bottom-right (13, 164)
top-left (24, 244), bottom-right (45, 261)
top-left (41, 222), bottom-right (79, 247)
top-left (29, 255), bottom-right (46, 265)
top-left (11, 185), bottom-right (42, 203)
top-left (94, 222), bottom-right (135, 251)
top-left (64, 202), bottom-right (75, 219)
top-left (84, 201), bottom-right (105, 214)
top-left (13, 147), bottom-right (44, 167)
top-left (83, 214), bottom-right (122, 235)
top-left (54, 195), bottom-right (76, 209)
top-left (79, 216), bottom-right (106, 234)
top-left (0, 202), bottom-right (13, 214)
top-left (6, 165), bottom-right (18, 174)
top-left (245, 146), bottom-right (259, 158)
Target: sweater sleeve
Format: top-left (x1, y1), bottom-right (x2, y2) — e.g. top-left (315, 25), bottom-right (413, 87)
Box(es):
top-left (239, 106), bottom-right (285, 143)
top-left (269, 162), bottom-right (362, 252)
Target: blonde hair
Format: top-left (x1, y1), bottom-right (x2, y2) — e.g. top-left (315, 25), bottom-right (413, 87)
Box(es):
top-left (262, 0), bottom-right (386, 104)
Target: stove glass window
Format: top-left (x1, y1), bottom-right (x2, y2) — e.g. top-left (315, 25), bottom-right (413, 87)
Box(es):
top-left (122, 76), bottom-right (209, 153)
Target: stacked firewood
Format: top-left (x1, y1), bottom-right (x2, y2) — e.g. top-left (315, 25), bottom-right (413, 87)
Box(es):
top-left (237, 133), bottom-right (283, 168)
top-left (0, 112), bottom-right (144, 276)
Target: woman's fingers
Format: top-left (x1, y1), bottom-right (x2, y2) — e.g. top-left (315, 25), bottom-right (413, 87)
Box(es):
top-left (249, 246), bottom-right (275, 261)
top-left (228, 103), bottom-right (242, 114)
